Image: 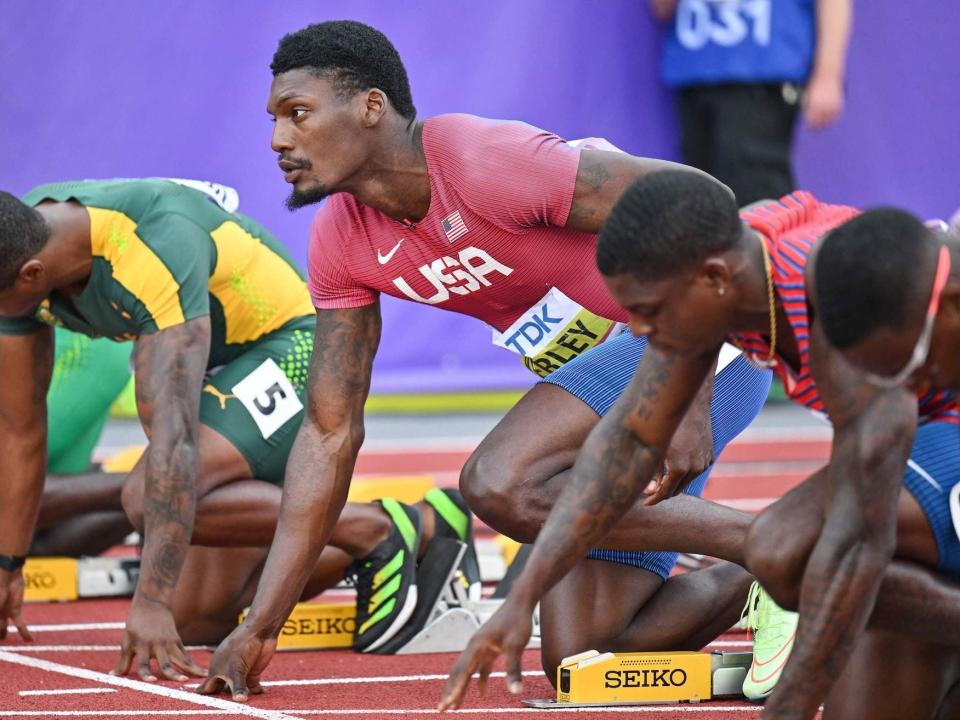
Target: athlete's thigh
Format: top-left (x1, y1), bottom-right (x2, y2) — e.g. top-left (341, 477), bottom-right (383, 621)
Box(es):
top-left (471, 332), bottom-right (648, 480)
top-left (538, 558), bottom-right (663, 678)
top-left (823, 630), bottom-right (960, 720)
top-left (199, 323), bottom-right (313, 486)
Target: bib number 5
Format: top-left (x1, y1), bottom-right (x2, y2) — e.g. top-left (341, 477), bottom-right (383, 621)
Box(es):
top-left (231, 359), bottom-right (303, 439)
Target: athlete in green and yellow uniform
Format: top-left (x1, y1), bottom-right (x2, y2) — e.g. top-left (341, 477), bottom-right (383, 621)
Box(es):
top-left (0, 180), bottom-right (407, 678)
top-left (4, 180), bottom-right (317, 481)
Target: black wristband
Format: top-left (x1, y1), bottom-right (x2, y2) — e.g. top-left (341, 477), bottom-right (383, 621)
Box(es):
top-left (0, 554), bottom-right (27, 571)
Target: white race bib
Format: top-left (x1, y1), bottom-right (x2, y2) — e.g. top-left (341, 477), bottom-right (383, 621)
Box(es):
top-left (231, 359), bottom-right (303, 439)
top-left (493, 288), bottom-right (625, 378)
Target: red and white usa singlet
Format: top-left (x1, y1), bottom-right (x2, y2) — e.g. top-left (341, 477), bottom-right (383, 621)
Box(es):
top-left (731, 192), bottom-right (958, 425)
top-left (308, 114), bottom-right (628, 376)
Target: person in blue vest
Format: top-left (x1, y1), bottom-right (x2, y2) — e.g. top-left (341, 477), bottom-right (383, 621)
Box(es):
top-left (651, 0), bottom-right (852, 205)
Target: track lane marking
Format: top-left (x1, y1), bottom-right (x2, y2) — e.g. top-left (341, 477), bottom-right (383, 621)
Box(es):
top-left (3, 645), bottom-right (211, 652)
top-left (19, 688), bottom-right (116, 697)
top-left (5, 622), bottom-right (125, 634)
top-left (0, 650), bottom-right (301, 720)
top-left (0, 708), bottom-right (763, 716)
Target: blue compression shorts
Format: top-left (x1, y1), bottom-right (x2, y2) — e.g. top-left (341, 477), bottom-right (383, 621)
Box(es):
top-left (903, 421), bottom-right (960, 580)
top-left (542, 332), bottom-right (772, 579)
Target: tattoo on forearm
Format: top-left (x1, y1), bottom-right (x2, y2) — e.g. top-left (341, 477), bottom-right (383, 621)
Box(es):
top-left (135, 319), bottom-right (209, 600)
top-left (528, 348), bottom-right (683, 590)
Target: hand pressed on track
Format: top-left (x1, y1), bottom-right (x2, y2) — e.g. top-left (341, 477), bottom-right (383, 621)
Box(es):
top-left (438, 598), bottom-right (533, 711)
top-left (112, 594), bottom-right (205, 682)
top-left (198, 623), bottom-right (276, 702)
top-left (0, 568), bottom-right (31, 642)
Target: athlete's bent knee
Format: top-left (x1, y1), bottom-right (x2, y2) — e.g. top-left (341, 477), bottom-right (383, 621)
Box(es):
top-left (460, 449), bottom-right (540, 542)
top-left (745, 511), bottom-right (803, 610)
top-left (120, 477), bottom-right (145, 533)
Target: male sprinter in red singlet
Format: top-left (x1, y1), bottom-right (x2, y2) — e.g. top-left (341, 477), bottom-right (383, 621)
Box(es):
top-left (442, 173), bottom-right (960, 720)
top-left (812, 210), bottom-right (960, 395)
top-left (199, 20), bottom-right (776, 699)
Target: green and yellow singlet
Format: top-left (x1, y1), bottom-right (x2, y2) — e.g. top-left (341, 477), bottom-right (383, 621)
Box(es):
top-left (0, 180), bottom-right (314, 367)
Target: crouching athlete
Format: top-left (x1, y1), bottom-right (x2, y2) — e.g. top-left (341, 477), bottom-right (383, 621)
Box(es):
top-left (0, 179), bottom-right (472, 676)
top-left (442, 173), bottom-right (960, 720)
top-left (199, 20), bottom-right (775, 702)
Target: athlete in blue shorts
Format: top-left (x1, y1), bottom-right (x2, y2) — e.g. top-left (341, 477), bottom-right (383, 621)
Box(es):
top-left (466, 332), bottom-right (771, 674)
top-left (201, 20), bottom-right (775, 700)
top-left (443, 174), bottom-right (960, 719)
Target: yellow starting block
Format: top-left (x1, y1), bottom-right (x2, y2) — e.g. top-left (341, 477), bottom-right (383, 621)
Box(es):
top-left (240, 602), bottom-right (356, 650)
top-left (524, 649), bottom-right (753, 708)
top-left (23, 556), bottom-right (140, 602)
top-left (22, 558), bottom-right (79, 602)
top-left (346, 475), bottom-right (436, 505)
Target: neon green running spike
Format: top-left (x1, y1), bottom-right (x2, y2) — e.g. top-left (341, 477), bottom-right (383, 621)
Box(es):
top-left (741, 581), bottom-right (799, 701)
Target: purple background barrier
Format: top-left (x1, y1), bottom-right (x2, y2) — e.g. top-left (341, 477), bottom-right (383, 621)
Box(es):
top-left (2, 2), bottom-right (958, 392)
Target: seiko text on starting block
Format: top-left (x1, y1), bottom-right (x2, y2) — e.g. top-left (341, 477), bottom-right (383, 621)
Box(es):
top-left (240, 602), bottom-right (356, 650)
top-left (524, 649), bottom-right (753, 708)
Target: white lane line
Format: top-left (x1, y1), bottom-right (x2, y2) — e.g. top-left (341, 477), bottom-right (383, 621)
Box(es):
top-left (292, 709), bottom-right (761, 715)
top-left (6, 622), bottom-right (125, 634)
top-left (184, 670), bottom-right (543, 690)
top-left (19, 688), bottom-right (117, 697)
top-left (0, 708), bottom-right (762, 717)
top-left (3, 645), bottom-right (211, 652)
top-left (3, 646), bottom-right (124, 652)
top-left (707, 640), bottom-right (753, 648)
top-left (0, 650), bottom-right (302, 720)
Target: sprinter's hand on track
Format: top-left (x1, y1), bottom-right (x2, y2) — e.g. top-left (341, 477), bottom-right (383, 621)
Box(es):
top-left (0, 568), bottom-right (31, 641)
top-left (439, 598), bottom-right (532, 711)
top-left (199, 624), bottom-right (276, 702)
top-left (112, 594), bottom-right (205, 682)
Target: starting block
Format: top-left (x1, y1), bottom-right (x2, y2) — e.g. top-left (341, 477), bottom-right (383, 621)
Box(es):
top-left (346, 475), bottom-right (437, 505)
top-left (23, 556), bottom-right (140, 602)
top-left (22, 558), bottom-right (78, 602)
top-left (524, 649), bottom-right (753, 708)
top-left (386, 537), bottom-right (540, 655)
top-left (240, 602), bottom-right (356, 650)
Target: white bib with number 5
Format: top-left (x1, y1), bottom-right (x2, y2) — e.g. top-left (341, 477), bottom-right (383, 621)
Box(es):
top-left (231, 359), bottom-right (303, 439)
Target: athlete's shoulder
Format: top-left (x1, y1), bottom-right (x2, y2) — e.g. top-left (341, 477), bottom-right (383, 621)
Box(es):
top-left (424, 113), bottom-right (567, 159)
top-left (741, 191), bottom-right (859, 239)
top-left (423, 114), bottom-right (580, 227)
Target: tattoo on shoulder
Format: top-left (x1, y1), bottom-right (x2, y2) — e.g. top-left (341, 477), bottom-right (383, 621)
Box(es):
top-left (579, 153), bottom-right (612, 191)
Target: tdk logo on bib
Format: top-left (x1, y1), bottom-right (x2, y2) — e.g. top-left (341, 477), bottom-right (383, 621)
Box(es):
top-left (502, 304), bottom-right (565, 354)
top-left (392, 247), bottom-right (513, 304)
top-left (494, 288), bottom-right (624, 377)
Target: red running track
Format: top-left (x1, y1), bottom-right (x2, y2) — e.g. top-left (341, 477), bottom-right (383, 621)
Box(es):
top-left (0, 432), bottom-right (829, 720)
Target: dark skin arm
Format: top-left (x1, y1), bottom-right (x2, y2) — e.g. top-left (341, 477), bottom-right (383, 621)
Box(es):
top-left (113, 317), bottom-right (210, 682)
top-left (567, 148), bottom-right (727, 497)
top-left (565, 149), bottom-right (729, 235)
top-left (0, 327), bottom-right (53, 642)
top-left (440, 342), bottom-right (719, 709)
top-left (200, 304), bottom-right (381, 701)
top-left (760, 320), bottom-right (914, 720)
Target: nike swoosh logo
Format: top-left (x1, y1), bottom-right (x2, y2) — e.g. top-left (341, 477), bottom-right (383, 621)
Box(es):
top-left (377, 240), bottom-right (404, 265)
